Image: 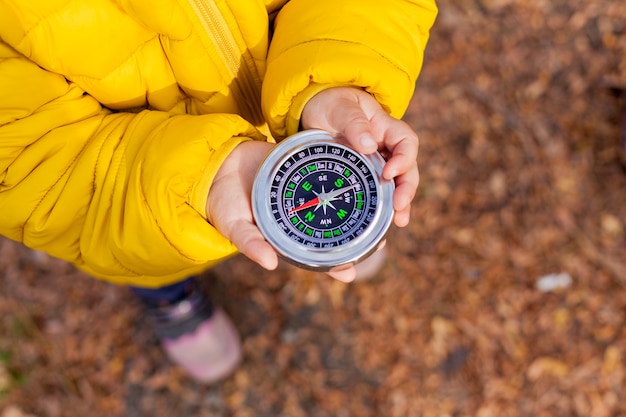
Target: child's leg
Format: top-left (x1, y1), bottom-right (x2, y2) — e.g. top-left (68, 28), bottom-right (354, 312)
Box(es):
top-left (130, 277), bottom-right (196, 307)
top-left (130, 277), bottom-right (242, 383)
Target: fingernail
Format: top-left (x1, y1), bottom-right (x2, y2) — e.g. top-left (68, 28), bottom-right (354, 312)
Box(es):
top-left (359, 134), bottom-right (377, 150)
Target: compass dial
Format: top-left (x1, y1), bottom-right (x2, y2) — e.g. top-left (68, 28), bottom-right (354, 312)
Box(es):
top-left (252, 130), bottom-right (394, 271)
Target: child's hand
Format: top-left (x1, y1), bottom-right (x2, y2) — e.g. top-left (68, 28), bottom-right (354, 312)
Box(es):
top-left (206, 140), bottom-right (279, 271)
top-left (205, 139), bottom-right (379, 283)
top-left (206, 87), bottom-right (420, 282)
top-left (205, 140), bottom-right (367, 282)
top-left (301, 87), bottom-right (420, 228)
top-left (206, 141), bottom-right (370, 282)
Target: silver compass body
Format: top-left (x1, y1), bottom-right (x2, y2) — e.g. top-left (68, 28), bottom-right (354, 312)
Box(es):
top-left (252, 130), bottom-right (394, 271)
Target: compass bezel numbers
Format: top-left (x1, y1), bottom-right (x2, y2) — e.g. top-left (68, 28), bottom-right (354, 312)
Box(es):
top-left (269, 144), bottom-right (378, 249)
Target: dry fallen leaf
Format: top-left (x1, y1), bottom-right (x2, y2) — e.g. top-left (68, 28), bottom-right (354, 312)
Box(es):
top-left (527, 357), bottom-right (570, 380)
top-left (1, 406), bottom-right (37, 417)
top-left (1, 2), bottom-right (626, 416)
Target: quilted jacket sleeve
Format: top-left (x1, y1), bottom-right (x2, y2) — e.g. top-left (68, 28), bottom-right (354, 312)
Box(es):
top-left (262, 0), bottom-right (438, 138)
top-left (0, 42), bottom-right (263, 287)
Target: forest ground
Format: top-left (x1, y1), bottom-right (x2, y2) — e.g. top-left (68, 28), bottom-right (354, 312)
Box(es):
top-left (1, 1), bottom-right (626, 416)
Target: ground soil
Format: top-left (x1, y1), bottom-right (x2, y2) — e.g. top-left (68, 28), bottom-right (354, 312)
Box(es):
top-left (1, 1), bottom-right (626, 416)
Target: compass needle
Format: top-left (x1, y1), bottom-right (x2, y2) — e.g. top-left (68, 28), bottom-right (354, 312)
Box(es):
top-left (252, 130), bottom-right (394, 271)
top-left (288, 196), bottom-right (320, 214)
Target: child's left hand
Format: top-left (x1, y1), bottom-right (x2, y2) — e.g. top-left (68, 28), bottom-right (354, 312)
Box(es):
top-left (301, 87), bottom-right (421, 281)
top-left (301, 87), bottom-right (420, 228)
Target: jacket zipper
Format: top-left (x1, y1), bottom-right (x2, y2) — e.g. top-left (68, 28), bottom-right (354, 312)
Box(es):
top-left (187, 0), bottom-right (264, 126)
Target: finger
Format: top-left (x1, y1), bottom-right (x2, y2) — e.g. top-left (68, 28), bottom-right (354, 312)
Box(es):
top-left (302, 88), bottom-right (380, 154)
top-left (327, 264), bottom-right (357, 283)
top-left (243, 237), bottom-right (279, 271)
top-left (229, 220), bottom-right (279, 270)
top-left (382, 131), bottom-right (419, 180)
top-left (393, 205), bottom-right (412, 228)
top-left (392, 163), bottom-right (419, 208)
top-left (391, 165), bottom-right (419, 227)
top-left (329, 99), bottom-right (379, 154)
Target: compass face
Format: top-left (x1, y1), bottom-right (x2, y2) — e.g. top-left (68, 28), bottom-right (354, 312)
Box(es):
top-left (274, 144), bottom-right (376, 247)
top-left (252, 130), bottom-right (394, 271)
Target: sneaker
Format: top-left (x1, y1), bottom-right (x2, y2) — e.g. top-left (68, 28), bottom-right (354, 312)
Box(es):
top-left (146, 288), bottom-right (242, 383)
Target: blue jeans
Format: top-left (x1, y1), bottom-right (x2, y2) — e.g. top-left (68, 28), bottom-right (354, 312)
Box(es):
top-left (129, 276), bottom-right (196, 307)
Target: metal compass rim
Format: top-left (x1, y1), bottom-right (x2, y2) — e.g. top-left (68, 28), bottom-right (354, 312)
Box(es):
top-left (252, 129), bottom-right (394, 271)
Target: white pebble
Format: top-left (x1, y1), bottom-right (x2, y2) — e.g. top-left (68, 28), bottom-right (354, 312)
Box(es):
top-left (535, 273), bottom-right (573, 292)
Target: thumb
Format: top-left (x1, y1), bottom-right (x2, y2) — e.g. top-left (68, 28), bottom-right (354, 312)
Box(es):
top-left (302, 88), bottom-right (379, 154)
top-left (332, 99), bottom-right (379, 154)
top-left (229, 220), bottom-right (279, 271)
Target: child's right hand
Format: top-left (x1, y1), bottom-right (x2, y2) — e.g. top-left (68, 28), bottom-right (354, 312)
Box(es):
top-left (205, 140), bottom-right (279, 272)
top-left (204, 139), bottom-right (372, 283)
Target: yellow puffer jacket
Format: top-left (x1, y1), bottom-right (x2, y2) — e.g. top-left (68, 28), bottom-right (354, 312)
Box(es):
top-left (0, 0), bottom-right (437, 287)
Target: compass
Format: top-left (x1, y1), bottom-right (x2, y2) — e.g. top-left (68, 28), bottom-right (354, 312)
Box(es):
top-left (252, 129), bottom-right (394, 271)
